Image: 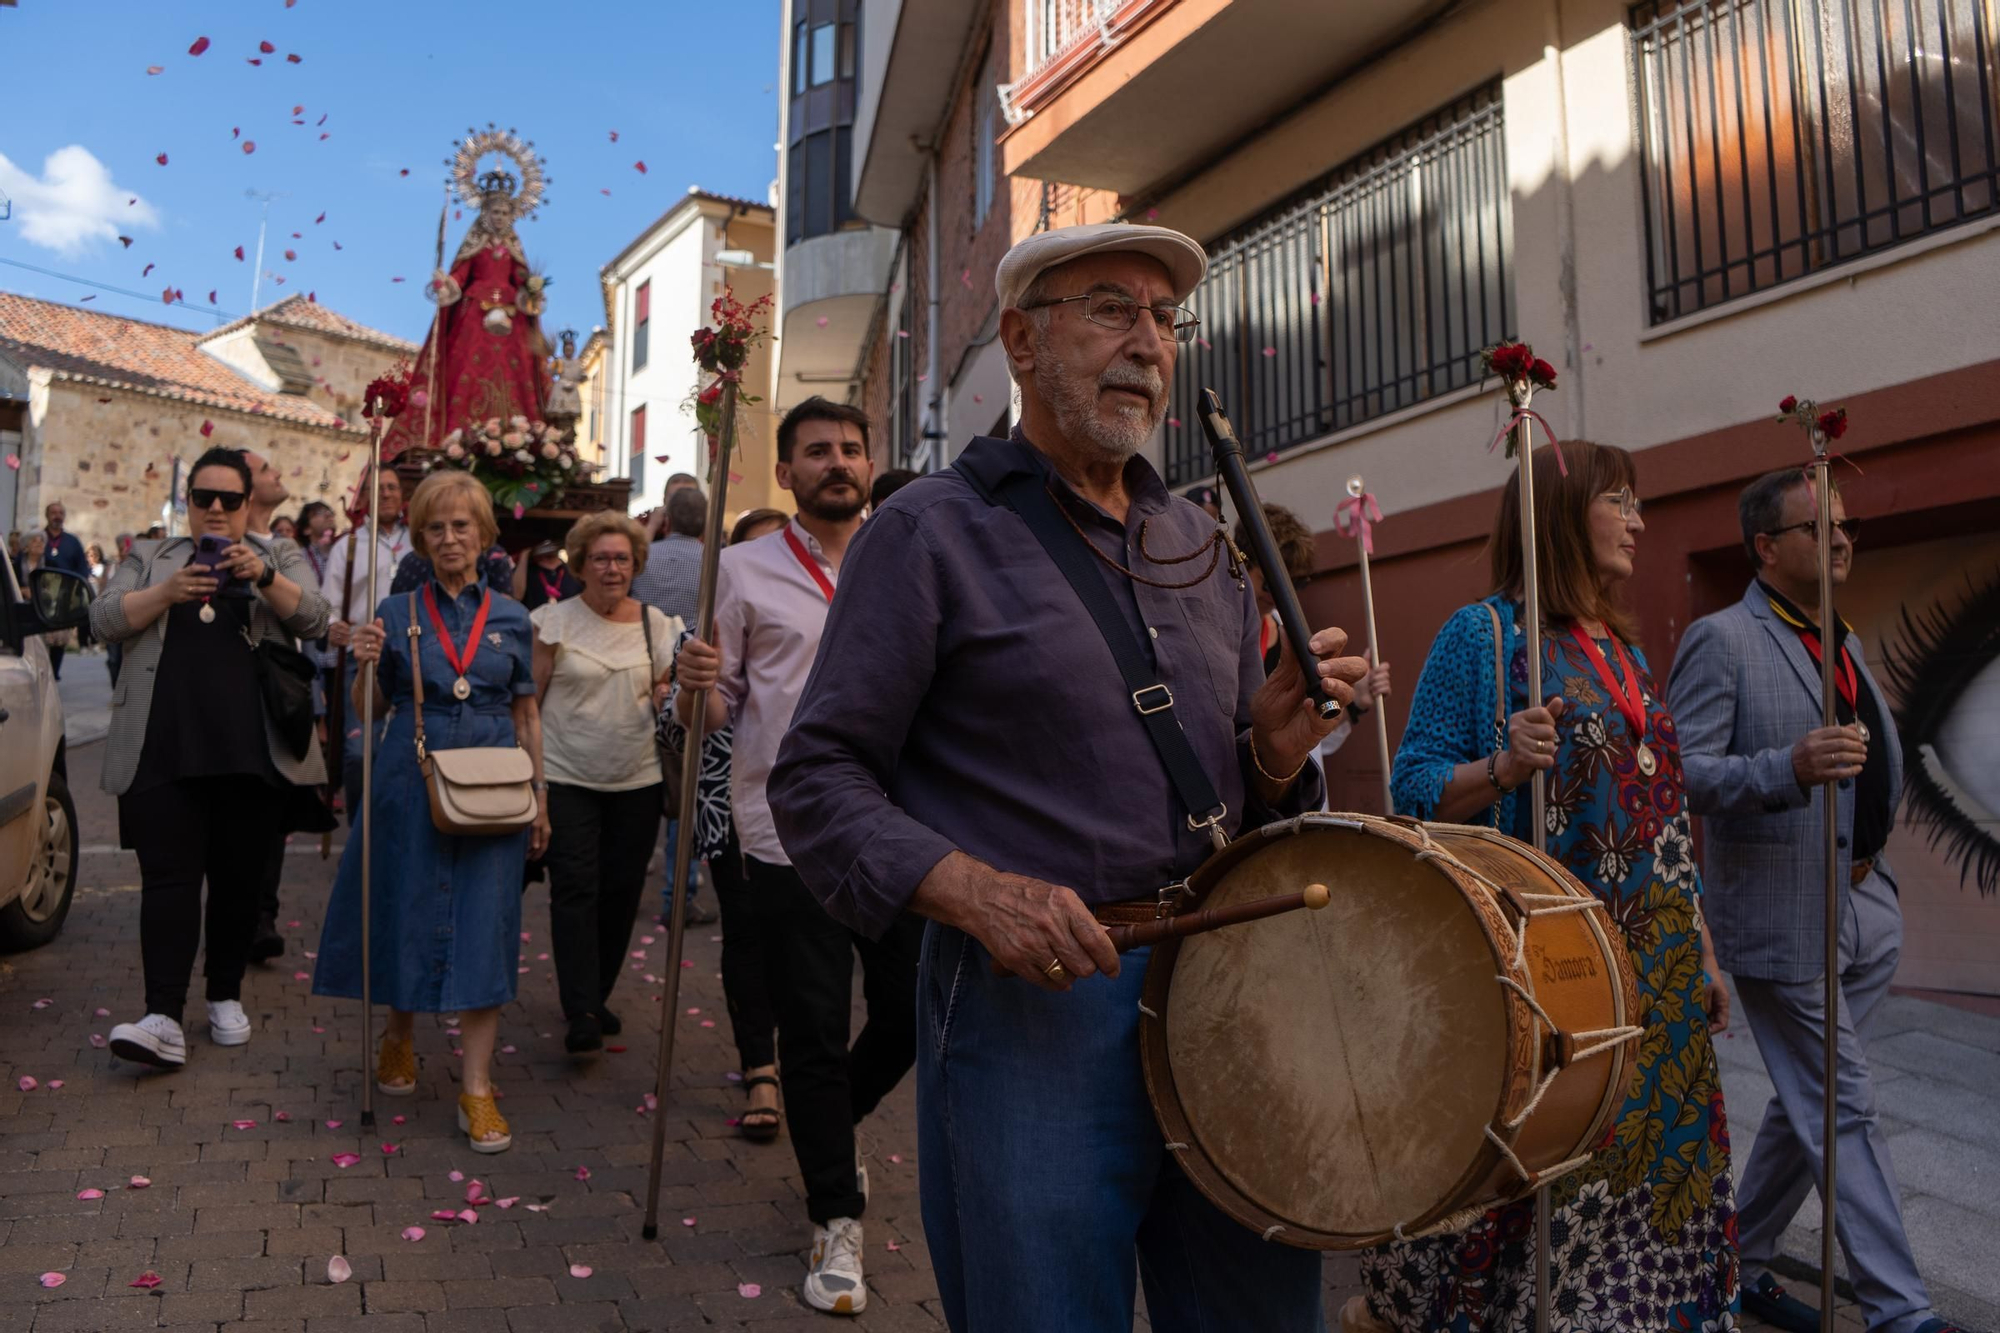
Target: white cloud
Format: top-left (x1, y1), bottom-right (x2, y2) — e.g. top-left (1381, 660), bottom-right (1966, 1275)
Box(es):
top-left (0, 145), bottom-right (161, 258)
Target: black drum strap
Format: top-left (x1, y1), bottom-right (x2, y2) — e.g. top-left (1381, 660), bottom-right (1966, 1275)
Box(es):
top-left (955, 459), bottom-right (1227, 836)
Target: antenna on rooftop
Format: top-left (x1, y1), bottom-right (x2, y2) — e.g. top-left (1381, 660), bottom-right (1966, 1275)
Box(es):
top-left (245, 188), bottom-right (287, 313)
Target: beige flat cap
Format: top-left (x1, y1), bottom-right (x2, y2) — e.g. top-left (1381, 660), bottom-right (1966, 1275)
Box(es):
top-left (995, 222), bottom-right (1208, 311)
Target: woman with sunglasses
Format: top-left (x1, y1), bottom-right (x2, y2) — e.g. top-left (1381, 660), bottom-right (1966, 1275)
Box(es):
top-left (91, 446), bottom-right (331, 1069)
top-left (1349, 441), bottom-right (1739, 1333)
top-left (531, 511), bottom-right (679, 1055)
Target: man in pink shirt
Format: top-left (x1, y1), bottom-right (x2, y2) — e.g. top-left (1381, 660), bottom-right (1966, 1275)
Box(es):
top-left (674, 397), bottom-right (917, 1317)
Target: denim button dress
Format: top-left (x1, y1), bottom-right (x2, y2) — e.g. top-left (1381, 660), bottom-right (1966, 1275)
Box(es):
top-left (313, 578), bottom-right (535, 1013)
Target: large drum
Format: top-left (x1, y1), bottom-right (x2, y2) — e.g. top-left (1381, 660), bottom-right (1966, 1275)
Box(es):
top-left (1139, 813), bottom-right (1641, 1249)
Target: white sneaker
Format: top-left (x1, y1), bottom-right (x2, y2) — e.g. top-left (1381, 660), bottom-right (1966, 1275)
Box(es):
top-left (803, 1217), bottom-right (867, 1315)
top-left (108, 1014), bottom-right (187, 1069)
top-left (208, 1000), bottom-right (251, 1047)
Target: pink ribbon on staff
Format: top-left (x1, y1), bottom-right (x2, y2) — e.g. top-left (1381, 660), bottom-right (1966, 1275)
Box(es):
top-left (1486, 407), bottom-right (1567, 475)
top-left (1335, 490), bottom-right (1383, 556)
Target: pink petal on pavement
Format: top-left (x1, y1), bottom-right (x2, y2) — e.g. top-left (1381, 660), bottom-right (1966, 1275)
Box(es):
top-left (640, 935), bottom-right (656, 945)
top-left (400, 1226), bottom-right (425, 1242)
top-left (49, 1079), bottom-right (69, 1089)
top-left (130, 1272), bottom-right (163, 1289)
top-left (95, 1008), bottom-right (110, 1017)
top-left (391, 1115), bottom-right (405, 1125)
top-left (682, 1216), bottom-right (696, 1227)
top-left (448, 1170), bottom-right (464, 1183)
top-left (569, 1264), bottom-right (593, 1278)
top-left (329, 1152), bottom-right (361, 1168)
top-left (39, 1272), bottom-right (65, 1288)
top-left (312, 1027), bottom-right (324, 1034)
top-left (500, 1045), bottom-right (516, 1055)
top-left (17, 1077), bottom-right (36, 1092)
top-left (293, 971), bottom-right (310, 981)
top-left (77, 1188), bottom-right (104, 1200)
top-left (325, 1120), bottom-right (342, 1129)
top-left (524, 1203), bottom-right (549, 1212)
top-left (233, 1119), bottom-right (256, 1130)
top-left (738, 1282), bottom-right (762, 1298)
top-left (887, 1239), bottom-right (902, 1251)
top-left (89, 1034), bottom-right (107, 1048)
top-left (380, 1143), bottom-right (398, 1156)
top-left (573, 1166), bottom-right (591, 1181)
top-left (129, 1176), bottom-right (151, 1189)
top-left (273, 1111), bottom-right (290, 1122)
top-left (643, 1093), bottom-right (659, 1110)
top-left (326, 1255), bottom-right (352, 1283)
top-left (31, 998), bottom-right (51, 1009)
top-left (700, 1020), bottom-right (715, 1029)
top-left (445, 1028), bottom-right (461, 1037)
top-left (465, 1181), bottom-right (485, 1204)
top-left (889, 1153), bottom-right (903, 1164)
top-left (681, 959), bottom-right (694, 968)
top-left (457, 1208), bottom-right (479, 1224)
top-left (430, 1210), bottom-right (459, 1222)
top-left (495, 1196), bottom-right (518, 1209)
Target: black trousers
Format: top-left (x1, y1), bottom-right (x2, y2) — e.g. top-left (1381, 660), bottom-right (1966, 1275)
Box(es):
top-left (47, 644), bottom-right (65, 679)
top-left (745, 854), bottom-right (924, 1225)
top-left (545, 781), bottom-right (663, 1022)
top-left (120, 776), bottom-right (281, 1024)
top-left (709, 832), bottom-right (775, 1071)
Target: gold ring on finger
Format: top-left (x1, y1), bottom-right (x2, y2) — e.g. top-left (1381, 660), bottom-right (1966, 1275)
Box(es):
top-left (1043, 958), bottom-right (1068, 982)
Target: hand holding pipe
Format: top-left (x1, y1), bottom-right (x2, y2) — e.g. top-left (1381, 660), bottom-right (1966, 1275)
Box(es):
top-left (1196, 389), bottom-right (1341, 719)
top-left (989, 883), bottom-right (1331, 976)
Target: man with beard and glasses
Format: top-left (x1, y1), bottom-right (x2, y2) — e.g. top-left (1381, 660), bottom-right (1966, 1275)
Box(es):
top-left (767, 224), bottom-right (1366, 1331)
top-left (672, 396), bottom-right (921, 1317)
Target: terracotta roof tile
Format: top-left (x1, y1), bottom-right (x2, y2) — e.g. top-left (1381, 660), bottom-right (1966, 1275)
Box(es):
top-left (0, 291), bottom-right (362, 431)
top-left (199, 293), bottom-right (416, 352)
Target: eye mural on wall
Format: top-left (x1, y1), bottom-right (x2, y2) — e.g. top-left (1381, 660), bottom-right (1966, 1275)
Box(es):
top-left (1884, 569), bottom-right (2000, 897)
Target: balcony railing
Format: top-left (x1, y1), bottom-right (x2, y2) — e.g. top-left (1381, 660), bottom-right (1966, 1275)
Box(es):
top-left (1025, 0), bottom-right (1124, 76)
top-left (1633, 0), bottom-right (2000, 324)
top-left (1165, 86), bottom-right (1514, 485)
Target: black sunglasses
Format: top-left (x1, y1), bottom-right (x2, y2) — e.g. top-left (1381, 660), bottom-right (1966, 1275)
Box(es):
top-left (1766, 517), bottom-right (1862, 542)
top-left (189, 488), bottom-right (248, 513)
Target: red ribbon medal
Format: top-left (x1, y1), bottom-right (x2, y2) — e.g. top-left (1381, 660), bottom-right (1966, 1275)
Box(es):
top-left (1568, 624), bottom-right (1658, 776)
top-left (422, 584), bottom-right (493, 701)
top-left (783, 526), bottom-right (836, 604)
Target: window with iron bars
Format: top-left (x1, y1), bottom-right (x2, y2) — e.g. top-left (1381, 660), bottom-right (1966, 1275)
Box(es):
top-left (1164, 85), bottom-right (1513, 486)
top-left (1633, 0), bottom-right (2000, 324)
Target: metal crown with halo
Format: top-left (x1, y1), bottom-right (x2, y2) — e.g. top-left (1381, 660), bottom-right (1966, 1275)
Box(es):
top-left (448, 125), bottom-right (548, 218)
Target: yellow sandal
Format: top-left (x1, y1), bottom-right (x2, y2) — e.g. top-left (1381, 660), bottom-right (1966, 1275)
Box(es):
top-left (376, 1034), bottom-right (417, 1097)
top-left (457, 1091), bottom-right (512, 1154)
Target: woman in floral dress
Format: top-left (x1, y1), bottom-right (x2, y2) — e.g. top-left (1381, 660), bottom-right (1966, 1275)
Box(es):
top-left (1355, 441), bottom-right (1739, 1333)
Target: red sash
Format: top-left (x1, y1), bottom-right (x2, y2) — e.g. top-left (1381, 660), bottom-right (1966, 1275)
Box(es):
top-left (783, 527), bottom-right (835, 604)
top-left (422, 584), bottom-right (493, 683)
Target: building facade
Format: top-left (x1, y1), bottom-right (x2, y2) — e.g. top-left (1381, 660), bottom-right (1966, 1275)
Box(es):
top-left (0, 292), bottom-right (410, 554)
top-left (599, 190), bottom-right (785, 520)
top-left (826, 0), bottom-right (2000, 993)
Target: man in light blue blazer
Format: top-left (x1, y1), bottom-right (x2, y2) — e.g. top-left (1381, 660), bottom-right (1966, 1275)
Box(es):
top-left (1670, 470), bottom-right (1969, 1333)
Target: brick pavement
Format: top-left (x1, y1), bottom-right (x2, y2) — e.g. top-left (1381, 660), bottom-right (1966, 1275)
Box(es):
top-left (4, 727), bottom-right (1976, 1331)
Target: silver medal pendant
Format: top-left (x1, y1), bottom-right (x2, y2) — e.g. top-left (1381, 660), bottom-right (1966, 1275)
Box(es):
top-left (1636, 742), bottom-right (1658, 777)
top-left (452, 675), bottom-right (471, 701)
top-left (198, 602), bottom-right (216, 624)
top-left (1856, 719), bottom-right (1870, 744)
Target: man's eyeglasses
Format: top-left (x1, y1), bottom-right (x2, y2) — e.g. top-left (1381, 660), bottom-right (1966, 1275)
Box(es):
top-left (1766, 518), bottom-right (1862, 542)
top-left (586, 552), bottom-right (633, 568)
top-left (1022, 291), bottom-right (1202, 343)
top-left (1600, 486), bottom-right (1643, 520)
top-left (189, 488), bottom-right (247, 512)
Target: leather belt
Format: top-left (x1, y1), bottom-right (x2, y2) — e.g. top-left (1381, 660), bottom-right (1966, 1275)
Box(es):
top-left (1092, 893), bottom-right (1189, 927)
top-left (1851, 857), bottom-right (1874, 886)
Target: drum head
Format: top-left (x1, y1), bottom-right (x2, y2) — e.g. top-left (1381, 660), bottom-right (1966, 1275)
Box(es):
top-left (1154, 819), bottom-right (1510, 1244)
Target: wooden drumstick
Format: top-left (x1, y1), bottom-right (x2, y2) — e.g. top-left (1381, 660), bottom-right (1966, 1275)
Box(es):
top-left (988, 885), bottom-right (1332, 978)
top-left (1106, 883), bottom-right (1331, 952)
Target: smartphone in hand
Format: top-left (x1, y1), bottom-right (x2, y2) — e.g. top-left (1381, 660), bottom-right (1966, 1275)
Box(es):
top-left (192, 534), bottom-right (246, 597)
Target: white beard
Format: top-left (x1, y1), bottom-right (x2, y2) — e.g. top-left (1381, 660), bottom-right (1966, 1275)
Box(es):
top-left (1035, 333), bottom-right (1164, 463)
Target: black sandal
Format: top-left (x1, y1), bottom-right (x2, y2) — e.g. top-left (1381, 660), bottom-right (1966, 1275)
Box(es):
top-left (739, 1073), bottom-right (782, 1143)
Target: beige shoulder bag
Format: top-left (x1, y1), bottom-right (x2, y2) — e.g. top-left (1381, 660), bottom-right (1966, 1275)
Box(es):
top-left (406, 591), bottom-right (537, 836)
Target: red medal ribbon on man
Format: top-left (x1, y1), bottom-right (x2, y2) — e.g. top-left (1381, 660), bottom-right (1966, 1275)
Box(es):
top-left (783, 527), bottom-right (836, 604)
top-left (1567, 624), bottom-right (1658, 776)
top-left (422, 583), bottom-right (493, 701)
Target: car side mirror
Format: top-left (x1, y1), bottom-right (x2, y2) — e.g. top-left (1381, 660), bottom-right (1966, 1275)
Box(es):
top-left (28, 568), bottom-right (93, 632)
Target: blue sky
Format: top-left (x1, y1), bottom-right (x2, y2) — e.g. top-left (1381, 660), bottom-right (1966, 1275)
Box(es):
top-left (0, 1), bottom-right (781, 347)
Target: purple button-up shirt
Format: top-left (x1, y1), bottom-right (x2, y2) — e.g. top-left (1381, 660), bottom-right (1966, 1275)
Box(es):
top-left (768, 431), bottom-right (1323, 939)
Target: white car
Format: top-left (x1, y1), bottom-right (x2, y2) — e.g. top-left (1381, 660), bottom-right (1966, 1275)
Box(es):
top-left (0, 557), bottom-right (89, 950)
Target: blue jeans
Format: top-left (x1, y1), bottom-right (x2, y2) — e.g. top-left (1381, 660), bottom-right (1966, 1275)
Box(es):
top-left (917, 924), bottom-right (1324, 1333)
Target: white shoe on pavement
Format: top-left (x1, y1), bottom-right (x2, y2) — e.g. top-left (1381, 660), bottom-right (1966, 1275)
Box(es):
top-left (207, 1000), bottom-right (251, 1047)
top-left (107, 1014), bottom-right (187, 1069)
top-left (803, 1217), bottom-right (867, 1315)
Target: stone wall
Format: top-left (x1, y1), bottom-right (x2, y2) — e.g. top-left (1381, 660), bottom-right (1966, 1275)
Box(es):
top-left (22, 377), bottom-right (364, 556)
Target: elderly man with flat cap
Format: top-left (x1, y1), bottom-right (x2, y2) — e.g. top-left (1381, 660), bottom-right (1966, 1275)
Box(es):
top-left (770, 223), bottom-right (1365, 1329)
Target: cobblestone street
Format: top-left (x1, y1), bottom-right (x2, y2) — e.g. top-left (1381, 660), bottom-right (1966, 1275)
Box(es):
top-left (3, 699), bottom-right (1995, 1330)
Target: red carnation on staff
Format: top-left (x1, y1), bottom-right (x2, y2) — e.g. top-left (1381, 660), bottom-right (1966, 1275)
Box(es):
top-left (1529, 358), bottom-right (1558, 391)
top-left (1777, 394), bottom-right (1797, 414)
top-left (1816, 408), bottom-right (1848, 441)
top-left (363, 374), bottom-right (410, 419)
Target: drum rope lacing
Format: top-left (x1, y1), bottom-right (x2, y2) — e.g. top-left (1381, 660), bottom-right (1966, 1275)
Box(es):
top-left (1405, 824), bottom-right (1642, 1198)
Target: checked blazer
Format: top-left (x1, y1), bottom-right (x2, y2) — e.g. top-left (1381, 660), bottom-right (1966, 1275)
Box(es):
top-left (1666, 580), bottom-right (1902, 984)
top-left (90, 534), bottom-right (332, 797)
